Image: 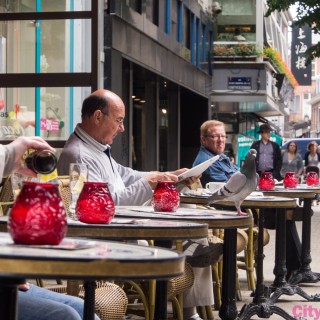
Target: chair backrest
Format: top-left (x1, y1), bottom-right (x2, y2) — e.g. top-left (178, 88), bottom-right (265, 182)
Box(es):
top-left (0, 176), bottom-right (14, 216)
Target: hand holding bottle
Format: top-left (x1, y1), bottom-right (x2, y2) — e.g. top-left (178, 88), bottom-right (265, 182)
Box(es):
top-left (4, 136), bottom-right (55, 177)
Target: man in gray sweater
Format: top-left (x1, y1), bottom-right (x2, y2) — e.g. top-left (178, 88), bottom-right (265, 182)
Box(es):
top-left (58, 89), bottom-right (222, 320)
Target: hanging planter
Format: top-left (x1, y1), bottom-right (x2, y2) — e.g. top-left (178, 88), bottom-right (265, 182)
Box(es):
top-left (213, 55), bottom-right (257, 62)
top-left (213, 43), bottom-right (261, 59)
top-left (212, 44), bottom-right (298, 87)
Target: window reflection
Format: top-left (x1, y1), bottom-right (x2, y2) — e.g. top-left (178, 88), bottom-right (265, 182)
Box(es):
top-left (0, 0), bottom-right (91, 12)
top-left (0, 19), bottom-right (91, 74)
top-left (0, 87), bottom-right (90, 141)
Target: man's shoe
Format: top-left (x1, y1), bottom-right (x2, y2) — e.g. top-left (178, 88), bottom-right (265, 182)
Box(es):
top-left (182, 240), bottom-right (223, 268)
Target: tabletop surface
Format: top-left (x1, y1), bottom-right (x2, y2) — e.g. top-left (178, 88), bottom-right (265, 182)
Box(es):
top-left (0, 232), bottom-right (184, 280)
top-left (179, 191), bottom-right (297, 209)
top-left (0, 217), bottom-right (209, 240)
top-left (262, 184), bottom-right (320, 198)
top-left (115, 206), bottom-right (253, 229)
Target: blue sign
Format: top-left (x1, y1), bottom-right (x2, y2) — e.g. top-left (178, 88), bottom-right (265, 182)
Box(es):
top-left (228, 77), bottom-right (252, 90)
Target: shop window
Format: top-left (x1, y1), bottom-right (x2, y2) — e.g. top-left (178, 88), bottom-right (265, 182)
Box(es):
top-left (0, 0), bottom-right (99, 144)
top-left (1, 19), bottom-right (91, 74)
top-left (0, 86), bottom-right (90, 141)
top-left (146, 0), bottom-right (159, 26)
top-left (217, 25), bottom-right (256, 42)
top-left (216, 0), bottom-right (256, 42)
top-left (183, 7), bottom-right (191, 49)
top-left (158, 78), bottom-right (179, 172)
top-left (0, 0), bottom-right (91, 12)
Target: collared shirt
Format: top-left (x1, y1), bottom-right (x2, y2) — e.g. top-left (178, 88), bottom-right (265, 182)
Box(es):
top-left (257, 141), bottom-right (274, 172)
top-left (57, 124), bottom-right (152, 205)
top-left (193, 145), bottom-right (238, 185)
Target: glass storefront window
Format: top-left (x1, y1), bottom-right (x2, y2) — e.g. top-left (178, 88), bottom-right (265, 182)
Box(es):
top-left (216, 0), bottom-right (256, 42)
top-left (0, 86), bottom-right (90, 141)
top-left (0, 19), bottom-right (91, 73)
top-left (0, 0), bottom-right (91, 12)
top-left (158, 77), bottom-right (178, 172)
top-left (0, 0), bottom-right (100, 143)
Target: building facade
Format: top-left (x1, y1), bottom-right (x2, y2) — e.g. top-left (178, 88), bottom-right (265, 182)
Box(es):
top-left (0, 0), bottom-right (295, 170)
top-left (310, 58), bottom-right (320, 137)
top-left (105, 0), bottom-right (295, 168)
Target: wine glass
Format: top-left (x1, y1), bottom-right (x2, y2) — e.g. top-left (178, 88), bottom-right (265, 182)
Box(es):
top-left (69, 163), bottom-right (88, 220)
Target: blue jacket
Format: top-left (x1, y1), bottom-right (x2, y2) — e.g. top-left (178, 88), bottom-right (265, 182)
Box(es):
top-left (193, 145), bottom-right (238, 186)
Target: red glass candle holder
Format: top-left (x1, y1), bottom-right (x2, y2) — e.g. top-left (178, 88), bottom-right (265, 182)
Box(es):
top-left (306, 171), bottom-right (319, 186)
top-left (8, 182), bottom-right (67, 245)
top-left (76, 182), bottom-right (115, 224)
top-left (283, 172), bottom-right (298, 189)
top-left (258, 172), bottom-right (275, 190)
top-left (152, 181), bottom-right (180, 212)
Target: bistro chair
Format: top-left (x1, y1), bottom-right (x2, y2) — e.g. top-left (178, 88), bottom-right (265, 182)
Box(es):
top-left (0, 176), bottom-right (14, 216)
top-left (37, 279), bottom-right (128, 320)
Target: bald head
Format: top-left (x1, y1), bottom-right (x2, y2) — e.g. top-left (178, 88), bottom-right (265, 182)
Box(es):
top-left (81, 89), bottom-right (122, 119)
top-left (80, 89), bottom-right (125, 145)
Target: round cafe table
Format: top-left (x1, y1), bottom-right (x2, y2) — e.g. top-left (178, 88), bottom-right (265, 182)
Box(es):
top-left (0, 216), bottom-right (208, 320)
top-left (0, 232), bottom-right (184, 320)
top-left (115, 205), bottom-right (252, 320)
top-left (263, 185), bottom-right (320, 285)
top-left (180, 194), bottom-right (318, 320)
top-left (66, 218), bottom-right (209, 320)
top-left (66, 218), bottom-right (208, 241)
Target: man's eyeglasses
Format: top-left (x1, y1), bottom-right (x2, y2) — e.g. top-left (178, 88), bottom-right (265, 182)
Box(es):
top-left (205, 134), bottom-right (227, 140)
top-left (114, 118), bottom-right (124, 125)
top-left (100, 109), bottom-right (124, 126)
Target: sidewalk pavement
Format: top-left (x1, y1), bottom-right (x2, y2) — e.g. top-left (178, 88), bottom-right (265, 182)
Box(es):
top-left (211, 204), bottom-right (320, 320)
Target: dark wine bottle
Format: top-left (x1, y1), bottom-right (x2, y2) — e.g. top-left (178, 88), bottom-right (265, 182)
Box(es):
top-left (25, 150), bottom-right (57, 174)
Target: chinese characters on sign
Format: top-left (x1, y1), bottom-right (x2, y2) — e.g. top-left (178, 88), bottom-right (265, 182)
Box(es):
top-left (291, 24), bottom-right (312, 85)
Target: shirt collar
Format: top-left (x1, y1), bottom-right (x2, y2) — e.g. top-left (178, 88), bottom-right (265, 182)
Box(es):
top-left (74, 124), bottom-right (110, 153)
top-left (201, 145), bottom-right (227, 161)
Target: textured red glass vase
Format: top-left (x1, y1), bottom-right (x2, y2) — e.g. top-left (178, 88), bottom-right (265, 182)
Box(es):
top-left (283, 172), bottom-right (298, 188)
top-left (76, 182), bottom-right (115, 224)
top-left (8, 182), bottom-right (67, 245)
top-left (258, 172), bottom-right (275, 190)
top-left (306, 171), bottom-right (319, 186)
top-left (152, 181), bottom-right (180, 212)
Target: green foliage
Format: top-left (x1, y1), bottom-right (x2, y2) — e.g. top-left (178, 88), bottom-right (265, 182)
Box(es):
top-left (212, 45), bottom-right (298, 86)
top-left (265, 0), bottom-right (320, 65)
top-left (213, 44), bottom-right (262, 57)
top-left (263, 47), bottom-right (298, 86)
